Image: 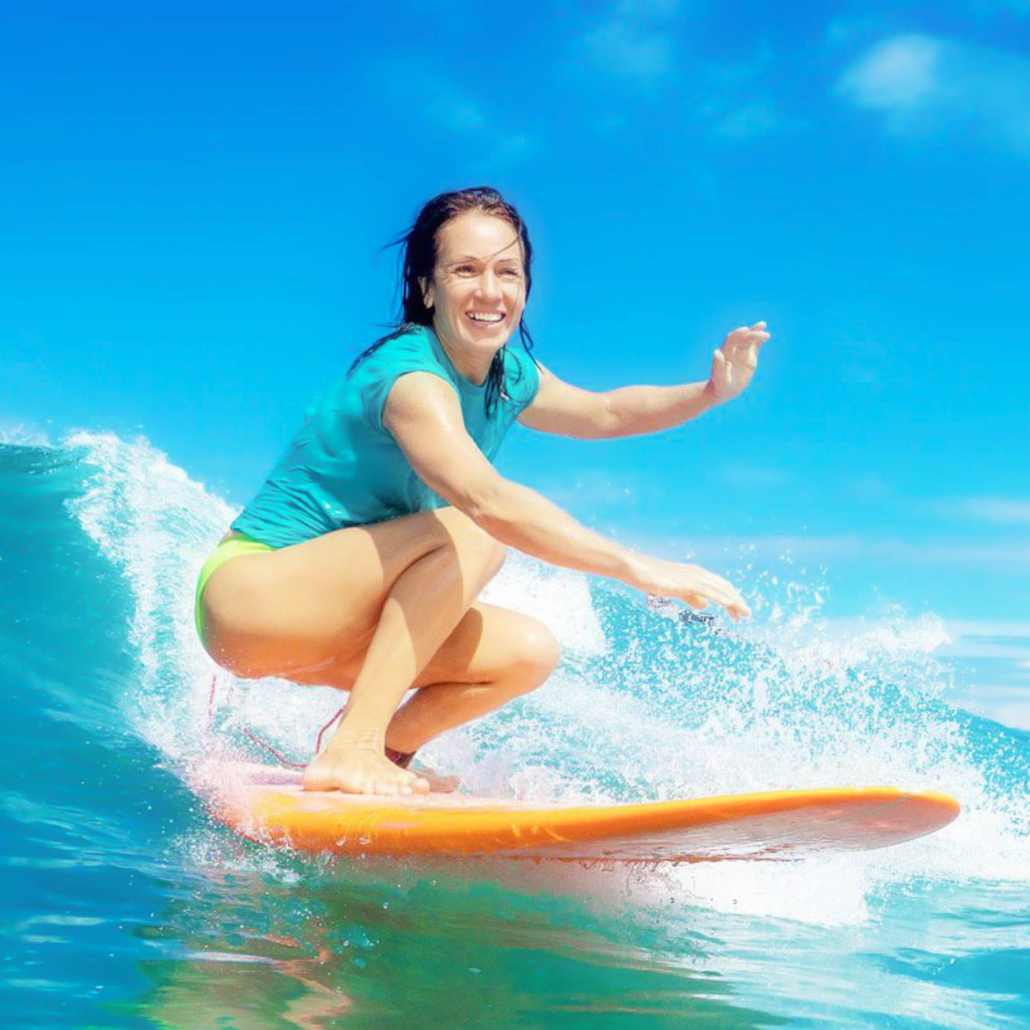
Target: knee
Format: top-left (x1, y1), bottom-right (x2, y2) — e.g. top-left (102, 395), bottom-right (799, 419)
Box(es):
top-left (512, 618), bottom-right (561, 693)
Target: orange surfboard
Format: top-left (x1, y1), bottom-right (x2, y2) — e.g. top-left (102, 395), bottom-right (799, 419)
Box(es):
top-left (204, 763), bottom-right (960, 862)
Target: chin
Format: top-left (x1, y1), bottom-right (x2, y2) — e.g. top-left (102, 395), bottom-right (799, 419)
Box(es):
top-left (464, 323), bottom-right (514, 346)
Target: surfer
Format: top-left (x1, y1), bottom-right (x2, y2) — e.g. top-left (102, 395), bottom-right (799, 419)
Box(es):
top-left (195, 186), bottom-right (768, 797)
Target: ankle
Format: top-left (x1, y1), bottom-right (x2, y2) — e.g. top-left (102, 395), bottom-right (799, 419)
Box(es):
top-left (384, 729), bottom-right (422, 756)
top-left (325, 725), bottom-right (385, 755)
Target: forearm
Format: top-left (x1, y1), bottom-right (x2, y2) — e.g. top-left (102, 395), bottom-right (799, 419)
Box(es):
top-left (473, 479), bottom-right (639, 583)
top-left (603, 380), bottom-right (718, 437)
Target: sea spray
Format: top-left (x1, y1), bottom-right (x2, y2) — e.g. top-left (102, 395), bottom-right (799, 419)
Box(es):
top-left (61, 431), bottom-right (1030, 903)
top-left (4, 433), bottom-right (1030, 1026)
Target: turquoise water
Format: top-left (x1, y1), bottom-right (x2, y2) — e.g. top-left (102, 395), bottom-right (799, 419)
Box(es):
top-left (2, 433), bottom-right (1028, 1028)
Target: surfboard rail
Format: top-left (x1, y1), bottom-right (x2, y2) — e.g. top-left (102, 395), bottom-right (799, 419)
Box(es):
top-left (203, 763), bottom-right (961, 862)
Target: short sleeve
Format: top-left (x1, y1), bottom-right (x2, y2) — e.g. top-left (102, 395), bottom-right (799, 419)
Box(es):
top-left (357, 332), bottom-right (455, 433)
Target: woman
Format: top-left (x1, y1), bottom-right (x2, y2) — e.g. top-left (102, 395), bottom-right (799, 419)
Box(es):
top-left (195, 186), bottom-right (768, 797)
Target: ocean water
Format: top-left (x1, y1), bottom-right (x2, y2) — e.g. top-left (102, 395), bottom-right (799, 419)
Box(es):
top-left (2, 432), bottom-right (1028, 1028)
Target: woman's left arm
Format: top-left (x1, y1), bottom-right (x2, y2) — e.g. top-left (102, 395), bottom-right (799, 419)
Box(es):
top-left (519, 321), bottom-right (769, 440)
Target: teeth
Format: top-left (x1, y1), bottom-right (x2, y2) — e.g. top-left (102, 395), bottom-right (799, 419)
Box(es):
top-left (467, 312), bottom-right (504, 323)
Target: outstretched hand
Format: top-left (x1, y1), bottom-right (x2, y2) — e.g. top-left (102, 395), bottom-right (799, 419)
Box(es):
top-left (709, 321), bottom-right (769, 403)
top-left (627, 555), bottom-right (751, 621)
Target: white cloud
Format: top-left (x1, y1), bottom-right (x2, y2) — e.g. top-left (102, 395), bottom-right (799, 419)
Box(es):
top-left (936, 496), bottom-right (1030, 526)
top-left (571, 5), bottom-right (798, 141)
top-left (0, 423), bottom-right (53, 447)
top-left (365, 62), bottom-right (537, 168)
top-left (990, 701), bottom-right (1030, 730)
top-left (939, 637), bottom-right (1030, 662)
top-left (571, 0), bottom-right (682, 92)
top-left (947, 619), bottom-right (1030, 634)
top-left (837, 34), bottom-right (1030, 156)
top-left (423, 91), bottom-right (538, 164)
top-left (625, 531), bottom-right (1030, 571)
top-left (579, 20), bottom-right (676, 88)
top-left (695, 46), bottom-right (805, 141)
top-left (840, 34), bottom-right (941, 108)
top-left (538, 468), bottom-right (650, 510)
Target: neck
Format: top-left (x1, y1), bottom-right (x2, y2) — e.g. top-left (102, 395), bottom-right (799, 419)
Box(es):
top-left (431, 322), bottom-right (499, 386)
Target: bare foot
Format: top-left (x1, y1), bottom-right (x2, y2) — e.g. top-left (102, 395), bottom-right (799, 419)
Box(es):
top-left (302, 746), bottom-right (431, 796)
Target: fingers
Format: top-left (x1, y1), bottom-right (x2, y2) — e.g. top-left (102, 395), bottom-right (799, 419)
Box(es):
top-left (687, 570), bottom-right (751, 621)
top-left (725, 324), bottom-right (770, 352)
top-left (651, 564), bottom-right (751, 621)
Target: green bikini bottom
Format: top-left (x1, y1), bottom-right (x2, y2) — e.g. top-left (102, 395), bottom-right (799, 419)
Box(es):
top-left (194, 534), bottom-right (274, 642)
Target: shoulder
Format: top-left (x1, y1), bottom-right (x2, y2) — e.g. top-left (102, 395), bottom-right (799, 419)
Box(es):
top-left (351, 325), bottom-right (453, 431)
top-left (352, 324), bottom-right (433, 373)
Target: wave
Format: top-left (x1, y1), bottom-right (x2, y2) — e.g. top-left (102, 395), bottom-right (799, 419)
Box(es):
top-left (2, 432), bottom-right (1028, 927)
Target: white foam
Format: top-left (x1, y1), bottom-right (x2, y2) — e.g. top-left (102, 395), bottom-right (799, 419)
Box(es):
top-left (66, 430), bottom-right (235, 758)
top-left (64, 429), bottom-right (1030, 920)
top-left (0, 422), bottom-right (54, 448)
top-left (481, 551), bottom-right (607, 658)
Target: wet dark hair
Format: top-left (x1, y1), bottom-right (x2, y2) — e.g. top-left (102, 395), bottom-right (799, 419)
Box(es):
top-left (351, 186), bottom-right (538, 414)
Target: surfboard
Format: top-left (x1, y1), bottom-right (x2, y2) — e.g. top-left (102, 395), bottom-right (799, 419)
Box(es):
top-left (203, 762), bottom-right (960, 862)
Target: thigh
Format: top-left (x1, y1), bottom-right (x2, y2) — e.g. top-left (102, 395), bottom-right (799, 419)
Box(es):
top-left (293, 602), bottom-right (561, 692)
top-left (416, 603), bottom-right (560, 689)
top-left (200, 506), bottom-right (502, 678)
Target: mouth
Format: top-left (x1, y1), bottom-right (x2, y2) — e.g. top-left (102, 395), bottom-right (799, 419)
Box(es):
top-left (464, 311), bottom-right (506, 327)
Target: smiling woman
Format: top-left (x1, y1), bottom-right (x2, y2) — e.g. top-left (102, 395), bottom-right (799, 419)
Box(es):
top-left (194, 186), bottom-right (768, 798)
top-left (349, 187), bottom-right (540, 410)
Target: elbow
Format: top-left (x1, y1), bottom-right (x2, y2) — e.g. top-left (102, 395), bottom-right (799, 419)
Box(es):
top-left (458, 477), bottom-right (512, 537)
top-left (594, 394), bottom-right (621, 439)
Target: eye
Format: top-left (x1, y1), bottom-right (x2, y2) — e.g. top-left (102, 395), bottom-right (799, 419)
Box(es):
top-left (500, 268), bottom-right (522, 278)
top-left (454, 264), bottom-right (477, 275)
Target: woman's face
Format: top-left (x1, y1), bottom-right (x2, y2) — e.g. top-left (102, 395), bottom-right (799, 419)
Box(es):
top-left (421, 211), bottom-right (527, 375)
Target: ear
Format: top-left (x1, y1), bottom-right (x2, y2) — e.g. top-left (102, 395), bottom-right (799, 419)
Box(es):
top-left (418, 276), bottom-right (433, 310)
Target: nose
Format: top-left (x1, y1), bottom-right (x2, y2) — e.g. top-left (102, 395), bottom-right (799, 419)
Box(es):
top-left (476, 270), bottom-right (502, 302)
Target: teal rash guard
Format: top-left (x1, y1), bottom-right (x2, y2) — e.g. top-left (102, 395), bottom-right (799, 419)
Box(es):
top-left (230, 325), bottom-right (541, 548)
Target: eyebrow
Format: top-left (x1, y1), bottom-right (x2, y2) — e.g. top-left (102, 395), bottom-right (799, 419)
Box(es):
top-left (448, 255), bottom-right (521, 264)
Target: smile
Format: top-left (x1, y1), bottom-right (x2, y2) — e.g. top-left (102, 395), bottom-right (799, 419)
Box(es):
top-left (465, 312), bottom-right (505, 324)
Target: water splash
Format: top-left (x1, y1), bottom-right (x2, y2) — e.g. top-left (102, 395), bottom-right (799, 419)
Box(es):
top-left (59, 431), bottom-right (1030, 918)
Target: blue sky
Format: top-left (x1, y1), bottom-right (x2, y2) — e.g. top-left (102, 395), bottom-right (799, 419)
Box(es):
top-left (2, 1), bottom-right (1028, 712)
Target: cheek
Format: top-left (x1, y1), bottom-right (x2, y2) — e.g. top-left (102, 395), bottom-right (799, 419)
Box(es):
top-left (440, 281), bottom-right (473, 317)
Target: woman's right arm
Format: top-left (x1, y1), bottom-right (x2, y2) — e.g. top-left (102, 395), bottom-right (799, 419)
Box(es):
top-left (383, 373), bottom-right (750, 619)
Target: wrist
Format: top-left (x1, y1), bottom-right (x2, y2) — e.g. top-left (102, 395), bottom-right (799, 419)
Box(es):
top-left (617, 550), bottom-right (649, 588)
top-left (701, 379), bottom-right (723, 408)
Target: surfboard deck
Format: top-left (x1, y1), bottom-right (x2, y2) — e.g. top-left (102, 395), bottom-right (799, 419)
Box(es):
top-left (203, 762), bottom-right (959, 862)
